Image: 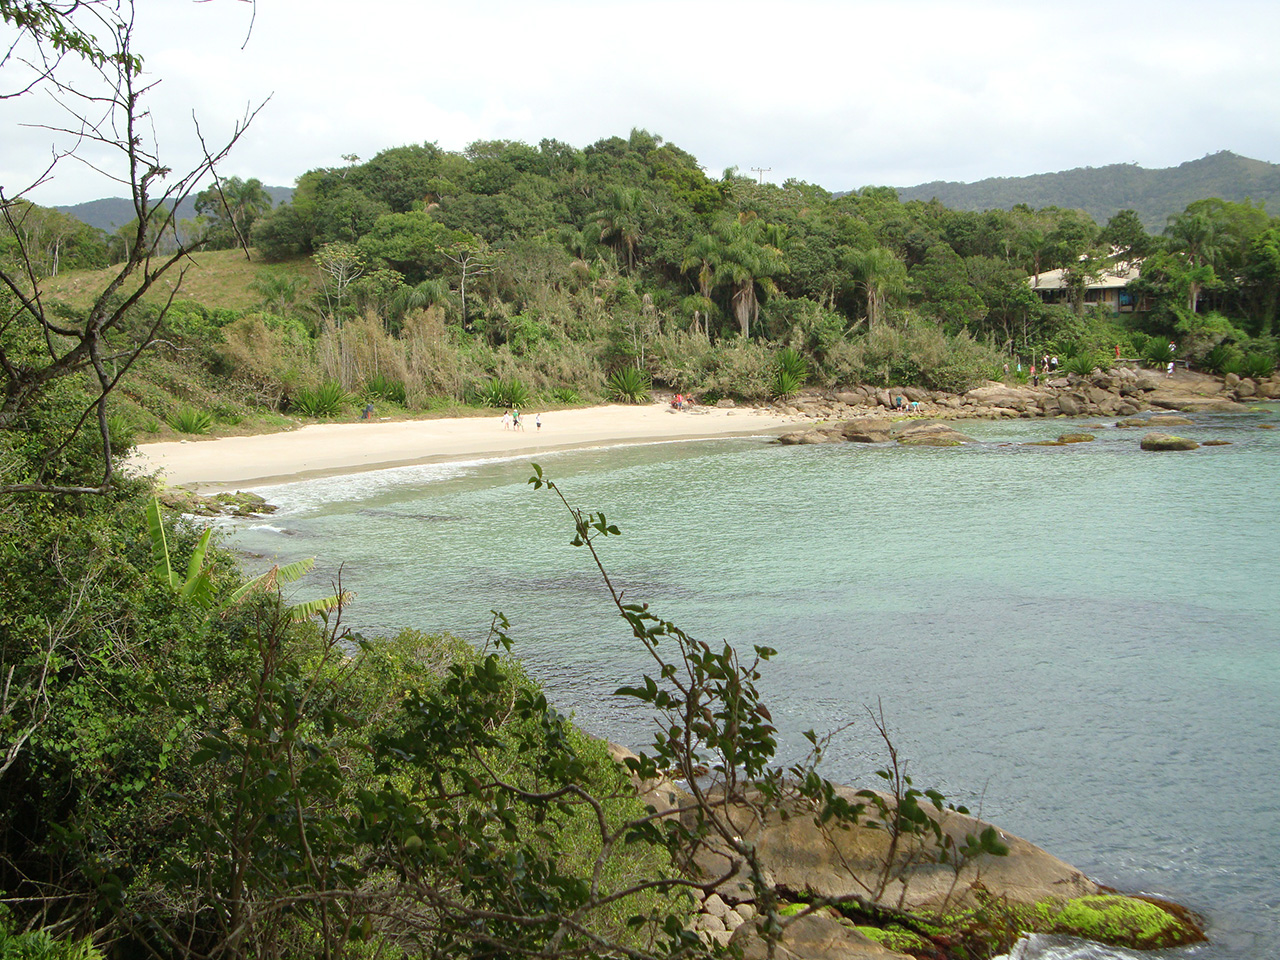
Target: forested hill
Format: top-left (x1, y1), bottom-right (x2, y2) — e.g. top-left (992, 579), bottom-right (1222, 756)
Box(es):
top-left (894, 151), bottom-right (1280, 231)
top-left (56, 184), bottom-right (294, 232)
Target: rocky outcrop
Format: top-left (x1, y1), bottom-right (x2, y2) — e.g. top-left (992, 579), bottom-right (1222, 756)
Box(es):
top-left (1141, 433), bottom-right (1200, 451)
top-left (893, 421), bottom-right (975, 445)
top-left (691, 786), bottom-right (1096, 913)
top-left (733, 912), bottom-right (911, 960)
top-left (607, 745), bottom-right (1204, 960)
top-left (158, 488), bottom-right (276, 517)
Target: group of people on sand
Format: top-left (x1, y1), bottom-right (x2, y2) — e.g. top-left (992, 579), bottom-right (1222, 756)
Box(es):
top-left (500, 409), bottom-right (541, 431)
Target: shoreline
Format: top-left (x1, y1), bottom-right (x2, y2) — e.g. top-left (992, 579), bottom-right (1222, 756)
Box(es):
top-left (132, 369), bottom-right (1271, 492)
top-left (131, 402), bottom-right (800, 492)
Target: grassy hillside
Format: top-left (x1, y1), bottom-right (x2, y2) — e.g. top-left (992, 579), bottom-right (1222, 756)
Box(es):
top-left (43, 247), bottom-right (314, 312)
top-left (895, 151), bottom-right (1280, 230)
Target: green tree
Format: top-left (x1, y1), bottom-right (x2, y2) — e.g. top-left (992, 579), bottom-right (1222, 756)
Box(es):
top-left (592, 185), bottom-right (645, 273)
top-left (846, 245), bottom-right (908, 327)
top-left (194, 176), bottom-right (273, 250)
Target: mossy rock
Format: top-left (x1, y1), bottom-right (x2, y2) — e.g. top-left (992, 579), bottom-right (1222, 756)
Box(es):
top-left (1149, 415), bottom-right (1194, 426)
top-left (855, 924), bottom-right (932, 954)
top-left (1140, 432), bottom-right (1199, 451)
top-left (898, 435), bottom-right (964, 446)
top-left (1035, 894), bottom-right (1206, 950)
top-left (1259, 423), bottom-right (1277, 430)
top-left (1202, 440), bottom-right (1233, 446)
top-left (157, 488), bottom-right (277, 517)
top-left (1057, 433), bottom-right (1095, 443)
top-left (1115, 417), bottom-right (1148, 428)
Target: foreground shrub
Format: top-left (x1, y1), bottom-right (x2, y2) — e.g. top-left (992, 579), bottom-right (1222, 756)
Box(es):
top-left (364, 372), bottom-right (407, 404)
top-left (1242, 352), bottom-right (1275, 379)
top-left (473, 377), bottom-right (530, 408)
top-left (166, 405), bottom-right (212, 434)
top-left (772, 346), bottom-right (809, 398)
top-left (290, 381), bottom-right (354, 417)
top-left (607, 366), bottom-right (651, 403)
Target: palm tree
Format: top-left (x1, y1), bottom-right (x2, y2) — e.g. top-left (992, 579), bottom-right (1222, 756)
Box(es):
top-left (591, 186), bottom-right (644, 272)
top-left (681, 216), bottom-right (788, 338)
top-left (1165, 212), bottom-right (1220, 312)
top-left (846, 246), bottom-right (907, 327)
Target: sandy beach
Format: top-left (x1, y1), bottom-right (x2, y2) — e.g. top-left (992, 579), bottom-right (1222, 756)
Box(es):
top-left (132, 403), bottom-right (798, 491)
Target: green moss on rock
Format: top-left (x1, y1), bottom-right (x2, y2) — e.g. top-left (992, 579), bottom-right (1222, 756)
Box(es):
top-left (1035, 894), bottom-right (1205, 950)
top-left (856, 924), bottom-right (932, 954)
top-left (1057, 433), bottom-right (1095, 443)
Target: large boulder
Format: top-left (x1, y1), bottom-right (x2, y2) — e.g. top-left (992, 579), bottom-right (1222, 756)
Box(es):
top-left (694, 786), bottom-right (1097, 912)
top-left (732, 912), bottom-right (912, 960)
top-left (839, 418), bottom-right (892, 443)
top-left (777, 429), bottom-right (839, 445)
top-left (965, 384), bottom-right (1035, 410)
top-left (1141, 433), bottom-right (1200, 451)
top-left (893, 421), bottom-right (974, 444)
top-left (1057, 395), bottom-right (1081, 417)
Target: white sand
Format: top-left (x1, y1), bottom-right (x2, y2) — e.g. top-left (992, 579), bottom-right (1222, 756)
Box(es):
top-left (132, 403), bottom-right (798, 491)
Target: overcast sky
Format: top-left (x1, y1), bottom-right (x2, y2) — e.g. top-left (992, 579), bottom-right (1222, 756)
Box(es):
top-left (6, 0), bottom-right (1280, 205)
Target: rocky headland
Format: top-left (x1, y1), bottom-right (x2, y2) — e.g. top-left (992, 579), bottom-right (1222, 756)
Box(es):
top-left (774, 367), bottom-right (1278, 449)
top-left (609, 744), bottom-right (1206, 960)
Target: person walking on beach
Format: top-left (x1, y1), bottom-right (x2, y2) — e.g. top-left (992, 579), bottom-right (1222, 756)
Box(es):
top-left (535, 413), bottom-right (541, 431)
top-left (512, 408), bottom-right (523, 430)
top-left (1031, 362), bottom-right (1038, 387)
top-left (501, 411), bottom-right (512, 430)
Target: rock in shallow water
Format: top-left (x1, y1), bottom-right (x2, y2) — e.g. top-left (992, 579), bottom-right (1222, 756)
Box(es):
top-left (1140, 432), bottom-right (1199, 451)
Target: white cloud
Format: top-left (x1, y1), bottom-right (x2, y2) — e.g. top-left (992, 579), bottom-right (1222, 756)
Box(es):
top-left (6, 0), bottom-right (1280, 205)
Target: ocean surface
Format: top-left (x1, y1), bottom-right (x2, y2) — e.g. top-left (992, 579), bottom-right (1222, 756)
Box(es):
top-left (224, 408), bottom-right (1280, 960)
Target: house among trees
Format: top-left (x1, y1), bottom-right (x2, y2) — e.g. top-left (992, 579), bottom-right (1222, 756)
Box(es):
top-left (1029, 258), bottom-right (1144, 313)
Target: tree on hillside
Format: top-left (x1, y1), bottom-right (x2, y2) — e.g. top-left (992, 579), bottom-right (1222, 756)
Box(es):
top-left (194, 175), bottom-right (273, 252)
top-left (846, 245), bottom-right (908, 327)
top-left (0, 1), bottom-right (262, 494)
top-left (1164, 211), bottom-right (1220, 312)
top-left (592, 185), bottom-right (645, 273)
top-left (683, 215), bottom-right (787, 339)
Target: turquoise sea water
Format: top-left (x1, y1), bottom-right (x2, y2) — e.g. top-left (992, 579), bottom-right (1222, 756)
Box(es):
top-left (226, 409), bottom-right (1280, 960)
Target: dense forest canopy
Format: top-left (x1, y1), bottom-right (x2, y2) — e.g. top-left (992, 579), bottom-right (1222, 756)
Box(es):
top-left (7, 129), bottom-right (1280, 431)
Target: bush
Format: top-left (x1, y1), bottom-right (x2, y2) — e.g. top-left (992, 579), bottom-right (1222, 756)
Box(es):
top-left (606, 366), bottom-right (651, 404)
top-left (291, 381), bottom-right (354, 417)
top-left (551, 387), bottom-right (581, 405)
top-left (1242, 353), bottom-right (1276, 379)
top-left (1142, 337), bottom-right (1175, 366)
top-left (166, 405), bottom-right (213, 434)
top-left (1062, 353), bottom-right (1103, 377)
top-left (772, 369), bottom-right (802, 400)
top-left (473, 377), bottom-right (530, 408)
top-left (364, 372), bottom-right (407, 405)
top-left (1202, 343), bottom-right (1241, 374)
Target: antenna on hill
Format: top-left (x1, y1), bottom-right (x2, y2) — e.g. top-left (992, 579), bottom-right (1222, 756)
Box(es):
top-left (751, 166), bottom-right (771, 185)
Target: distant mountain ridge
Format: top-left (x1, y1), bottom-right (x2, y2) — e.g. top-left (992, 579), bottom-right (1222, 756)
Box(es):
top-left (892, 151), bottom-right (1280, 231)
top-left (55, 185), bottom-right (294, 233)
